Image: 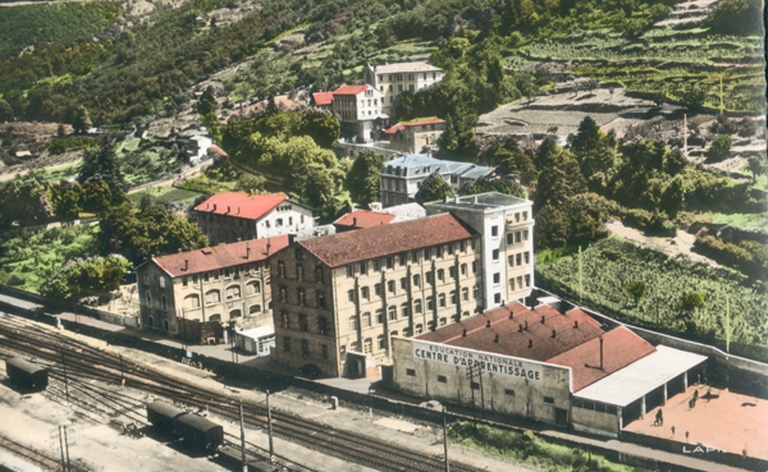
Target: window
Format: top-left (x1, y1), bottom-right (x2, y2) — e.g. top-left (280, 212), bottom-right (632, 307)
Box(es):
top-left (185, 294), bottom-right (200, 308)
top-left (205, 289), bottom-right (221, 305)
top-left (423, 248), bottom-right (431, 259)
top-left (346, 266), bottom-right (354, 277)
top-left (301, 339), bottom-right (309, 357)
top-left (387, 280), bottom-right (395, 293)
top-left (246, 281), bottom-right (261, 294)
top-left (439, 317), bottom-right (447, 326)
top-left (277, 286), bottom-right (287, 303)
top-left (359, 262), bottom-right (367, 275)
top-left (350, 341), bottom-right (360, 352)
top-left (277, 261), bottom-right (286, 278)
top-left (321, 344), bottom-right (329, 359)
top-left (450, 290), bottom-right (457, 304)
top-left (182, 277), bottom-right (188, 287)
top-left (376, 309), bottom-right (384, 324)
top-left (299, 314), bottom-right (308, 332)
top-left (437, 375), bottom-right (447, 383)
top-left (349, 316), bottom-right (359, 331)
top-left (406, 369), bottom-right (416, 376)
top-left (473, 285), bottom-right (480, 300)
top-left (493, 273), bottom-right (500, 284)
top-left (449, 266), bottom-right (456, 279)
top-left (362, 312), bottom-right (371, 327)
top-left (516, 253), bottom-right (522, 266)
top-left (411, 251), bottom-right (419, 263)
top-left (494, 293), bottom-right (501, 304)
top-left (472, 261), bottom-right (477, 274)
top-left (524, 230), bottom-right (529, 240)
top-left (522, 211), bottom-right (528, 221)
top-left (505, 389), bottom-right (515, 396)
top-left (525, 274), bottom-right (531, 287)
top-left (415, 324), bottom-right (423, 334)
top-left (399, 277), bottom-right (407, 290)
top-left (508, 255), bottom-right (515, 267)
top-left (388, 305), bottom-right (397, 321)
top-left (515, 212), bottom-right (520, 223)
top-left (506, 233), bottom-right (513, 245)
top-left (276, 218), bottom-right (283, 227)
top-left (524, 252), bottom-right (530, 264)
top-left (438, 293), bottom-right (446, 307)
top-left (373, 260), bottom-right (381, 271)
top-left (427, 296), bottom-right (434, 310)
top-left (226, 285), bottom-right (241, 300)
top-left (401, 303), bottom-right (410, 318)
top-left (437, 269), bottom-right (444, 282)
top-left (413, 274), bottom-right (420, 287)
top-left (280, 311), bottom-right (289, 328)
top-left (471, 382), bottom-right (480, 390)
top-left (159, 276), bottom-right (166, 289)
top-left (460, 241), bottom-right (466, 252)
top-left (318, 317), bottom-right (328, 335)
top-left (515, 231), bottom-right (522, 243)
top-left (414, 299), bottom-right (422, 314)
top-left (348, 289), bottom-right (355, 302)
top-left (447, 243), bottom-right (454, 255)
top-left (436, 246), bottom-right (443, 258)
top-left (517, 276), bottom-right (523, 288)
top-left (161, 294), bottom-right (167, 310)
top-left (316, 291), bottom-right (326, 308)
top-left (296, 264), bottom-right (304, 281)
top-left (399, 254), bottom-right (406, 266)
top-left (426, 272), bottom-right (433, 284)
top-left (363, 338), bottom-right (373, 354)
top-left (491, 226), bottom-right (499, 237)
top-left (358, 286), bottom-right (368, 300)
top-left (386, 257), bottom-right (394, 269)
top-left (375, 283), bottom-right (382, 296)
top-left (460, 264), bottom-right (467, 276)
top-left (509, 279), bottom-right (516, 291)
top-left (315, 266), bottom-right (324, 283)
top-left (249, 304), bottom-right (261, 314)
top-left (283, 337), bottom-right (291, 352)
top-left (493, 249), bottom-right (500, 261)
top-left (377, 335), bottom-right (386, 350)
top-left (462, 287), bottom-right (469, 301)
top-left (544, 397), bottom-right (554, 404)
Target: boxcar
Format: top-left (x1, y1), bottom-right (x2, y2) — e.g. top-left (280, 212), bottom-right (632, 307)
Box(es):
top-left (5, 357), bottom-right (48, 392)
top-left (174, 412), bottom-right (224, 451)
top-left (146, 400), bottom-right (186, 435)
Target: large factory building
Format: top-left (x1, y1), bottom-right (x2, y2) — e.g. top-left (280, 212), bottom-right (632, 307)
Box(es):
top-left (390, 301), bottom-right (707, 436)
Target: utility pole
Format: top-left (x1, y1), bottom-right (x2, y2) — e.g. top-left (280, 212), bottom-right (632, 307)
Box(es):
top-left (59, 348), bottom-right (70, 403)
top-left (58, 426), bottom-right (67, 472)
top-left (726, 296), bottom-right (731, 354)
top-left (239, 400), bottom-right (247, 472)
top-left (442, 407), bottom-right (450, 472)
top-left (119, 354), bottom-right (125, 387)
top-left (63, 425), bottom-right (71, 472)
top-left (578, 245), bottom-right (583, 303)
top-left (467, 365), bottom-right (476, 420)
top-left (266, 390), bottom-right (274, 463)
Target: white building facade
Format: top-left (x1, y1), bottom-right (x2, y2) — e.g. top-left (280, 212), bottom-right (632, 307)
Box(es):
top-left (365, 62), bottom-right (445, 117)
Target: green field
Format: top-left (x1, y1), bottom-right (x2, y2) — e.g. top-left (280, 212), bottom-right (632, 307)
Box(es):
top-left (0, 224), bottom-right (101, 292)
top-left (536, 238), bottom-right (768, 360)
top-left (712, 212), bottom-right (768, 230)
top-left (115, 137), bottom-right (186, 186)
top-left (128, 186), bottom-right (203, 205)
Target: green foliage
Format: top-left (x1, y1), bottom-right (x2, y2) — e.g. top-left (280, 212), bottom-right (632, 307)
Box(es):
top-left (624, 280), bottom-right (646, 306)
top-left (415, 174), bottom-right (454, 204)
top-left (100, 202), bottom-right (208, 262)
top-left (693, 234), bottom-right (768, 281)
top-left (448, 422), bottom-right (639, 472)
top-left (0, 224), bottom-right (100, 292)
top-left (462, 179), bottom-right (527, 199)
top-left (40, 255), bottom-right (130, 302)
top-left (535, 193), bottom-right (614, 249)
top-left (536, 238), bottom-right (768, 358)
top-left (569, 117), bottom-right (620, 193)
top-left (45, 136), bottom-right (100, 155)
top-left (127, 186), bottom-right (202, 206)
top-left (345, 152), bottom-right (386, 205)
top-left (113, 137), bottom-right (187, 186)
top-left (533, 138), bottom-right (587, 210)
top-left (179, 162), bottom-right (269, 196)
top-left (79, 143), bottom-right (123, 184)
top-left (0, 2), bottom-right (120, 57)
top-left (0, 171), bottom-right (50, 228)
top-left (746, 156), bottom-right (767, 184)
top-left (486, 141), bottom-right (537, 184)
top-left (704, 134), bottom-right (731, 163)
top-left (708, 0), bottom-right (764, 35)
top-left (47, 180), bottom-right (127, 220)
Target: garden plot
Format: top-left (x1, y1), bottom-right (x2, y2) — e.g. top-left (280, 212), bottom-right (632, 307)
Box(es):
top-left (655, 0), bottom-right (721, 27)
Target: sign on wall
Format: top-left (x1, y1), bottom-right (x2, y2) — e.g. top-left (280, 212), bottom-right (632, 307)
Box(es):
top-left (412, 340), bottom-right (542, 381)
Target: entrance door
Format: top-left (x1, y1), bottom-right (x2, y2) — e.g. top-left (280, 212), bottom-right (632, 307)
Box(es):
top-left (555, 408), bottom-right (568, 427)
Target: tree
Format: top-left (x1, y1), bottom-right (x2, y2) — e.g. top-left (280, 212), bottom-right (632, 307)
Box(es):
top-left (71, 105), bottom-right (92, 135)
top-left (489, 142), bottom-right (537, 184)
top-left (533, 138), bottom-right (587, 210)
top-left (0, 99), bottom-right (13, 122)
top-left (345, 152), bottom-right (386, 205)
top-left (678, 290), bottom-right (706, 333)
top-left (41, 256), bottom-right (131, 303)
top-left (624, 281), bottom-right (646, 307)
top-left (569, 117), bottom-right (620, 193)
top-left (78, 143), bottom-right (123, 184)
top-left (746, 155), bottom-right (767, 184)
top-left (415, 174), bottom-right (454, 204)
top-left (462, 178), bottom-right (527, 199)
top-left (704, 135), bottom-right (731, 163)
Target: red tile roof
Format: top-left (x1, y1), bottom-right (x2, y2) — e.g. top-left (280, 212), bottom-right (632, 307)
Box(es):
top-left (332, 84), bottom-right (370, 96)
top-left (300, 214), bottom-right (475, 268)
top-left (334, 210), bottom-right (395, 230)
top-left (152, 236), bottom-right (290, 278)
top-left (313, 92), bottom-right (334, 106)
top-left (417, 303), bottom-right (604, 361)
top-left (547, 326), bottom-right (656, 391)
top-left (385, 118), bottom-right (445, 134)
top-left (194, 193), bottom-right (287, 221)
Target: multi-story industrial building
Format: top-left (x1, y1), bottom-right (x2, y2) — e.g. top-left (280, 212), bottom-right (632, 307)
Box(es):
top-left (379, 154), bottom-right (492, 207)
top-left (331, 84), bottom-right (384, 142)
top-left (194, 193), bottom-right (313, 245)
top-left (270, 192), bottom-right (534, 377)
top-left (426, 193), bottom-right (535, 309)
top-left (364, 62), bottom-right (445, 117)
top-left (137, 236), bottom-right (290, 343)
top-left (384, 117), bottom-right (446, 154)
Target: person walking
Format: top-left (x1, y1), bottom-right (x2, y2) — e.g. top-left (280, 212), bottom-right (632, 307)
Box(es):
top-left (671, 425), bottom-right (676, 436)
top-left (655, 408), bottom-right (663, 426)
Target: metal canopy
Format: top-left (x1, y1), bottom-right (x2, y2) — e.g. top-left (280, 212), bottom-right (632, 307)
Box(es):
top-left (573, 345), bottom-right (707, 408)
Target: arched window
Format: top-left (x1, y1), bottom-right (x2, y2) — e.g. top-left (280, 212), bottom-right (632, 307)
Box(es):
top-left (184, 294), bottom-right (200, 308)
top-left (205, 289), bottom-right (221, 305)
top-left (209, 314), bottom-right (222, 322)
top-left (414, 299), bottom-right (422, 313)
top-left (147, 316), bottom-right (154, 328)
top-left (462, 287), bottom-right (469, 301)
top-left (249, 304), bottom-right (261, 314)
top-left (388, 305), bottom-right (397, 321)
top-left (316, 291), bottom-right (325, 308)
top-left (437, 269), bottom-right (445, 282)
top-left (230, 309), bottom-right (242, 319)
top-left (145, 291), bottom-right (152, 305)
top-left (226, 285), bottom-right (241, 300)
top-left (377, 335), bottom-right (386, 350)
top-left (362, 312), bottom-right (371, 327)
top-left (401, 303), bottom-right (410, 319)
top-left (438, 293), bottom-right (446, 307)
top-left (318, 317), bottom-right (328, 335)
top-left (439, 317), bottom-right (447, 326)
top-left (246, 281), bottom-right (261, 294)
top-left (349, 315), bottom-right (359, 331)
top-left (450, 290), bottom-right (457, 304)
top-left (161, 294), bottom-right (167, 310)
top-left (363, 338), bottom-right (373, 354)
top-left (299, 314), bottom-right (308, 331)
top-left (163, 319), bottom-right (169, 332)
top-left (427, 296), bottom-right (434, 310)
top-left (278, 286), bottom-right (287, 302)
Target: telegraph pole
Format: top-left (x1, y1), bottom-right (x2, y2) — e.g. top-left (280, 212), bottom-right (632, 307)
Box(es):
top-left (239, 400), bottom-right (247, 472)
top-left (58, 426), bottom-right (67, 472)
top-left (63, 425), bottom-right (71, 472)
top-left (442, 406), bottom-right (450, 472)
top-left (266, 390), bottom-right (274, 463)
top-left (119, 354), bottom-right (125, 387)
top-left (59, 348), bottom-right (70, 403)
top-left (578, 245), bottom-right (583, 303)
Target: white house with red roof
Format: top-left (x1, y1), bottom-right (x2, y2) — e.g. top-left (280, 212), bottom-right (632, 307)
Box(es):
top-left (194, 193), bottom-right (314, 245)
top-left (331, 84), bottom-right (385, 142)
top-left (384, 117), bottom-right (446, 154)
top-left (136, 236), bottom-right (290, 342)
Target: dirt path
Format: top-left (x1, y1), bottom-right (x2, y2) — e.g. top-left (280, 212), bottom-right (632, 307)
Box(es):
top-left (605, 222), bottom-right (720, 269)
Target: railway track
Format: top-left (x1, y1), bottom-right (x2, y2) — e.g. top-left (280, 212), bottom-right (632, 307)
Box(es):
top-left (0, 431), bottom-right (76, 472)
top-left (0, 312), bottom-right (481, 472)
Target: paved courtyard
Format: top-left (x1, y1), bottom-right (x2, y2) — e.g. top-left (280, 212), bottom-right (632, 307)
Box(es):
top-left (624, 384), bottom-right (768, 460)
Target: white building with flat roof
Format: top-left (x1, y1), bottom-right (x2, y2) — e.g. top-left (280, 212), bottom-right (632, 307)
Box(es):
top-left (365, 62), bottom-right (445, 117)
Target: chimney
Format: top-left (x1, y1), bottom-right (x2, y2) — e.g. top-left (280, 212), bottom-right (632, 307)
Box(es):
top-left (266, 240), bottom-right (271, 255)
top-left (518, 324), bottom-right (523, 333)
top-left (183, 259), bottom-right (188, 271)
top-left (494, 334), bottom-right (499, 343)
top-left (462, 328), bottom-right (467, 337)
top-left (227, 205), bottom-right (231, 214)
top-left (353, 216), bottom-right (357, 226)
top-left (551, 329), bottom-right (556, 338)
top-left (486, 319), bottom-right (491, 328)
top-left (237, 207), bottom-right (240, 215)
top-left (528, 339), bottom-right (533, 349)
top-left (246, 244), bottom-right (251, 259)
top-left (599, 336), bottom-right (604, 370)
top-left (213, 203), bottom-right (217, 211)
top-left (574, 320), bottom-right (579, 329)
top-left (541, 315), bottom-right (545, 324)
top-left (524, 320), bottom-right (528, 331)
top-left (508, 311), bottom-right (514, 319)
top-left (206, 203), bottom-right (209, 209)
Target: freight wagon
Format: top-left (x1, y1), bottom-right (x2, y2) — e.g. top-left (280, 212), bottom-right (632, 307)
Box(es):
top-left (146, 401), bottom-right (224, 452)
top-left (5, 357), bottom-right (48, 392)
